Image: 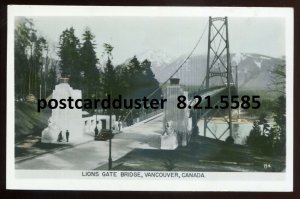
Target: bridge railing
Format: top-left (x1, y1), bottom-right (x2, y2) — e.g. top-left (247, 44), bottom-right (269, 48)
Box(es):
top-left (133, 109), bottom-right (163, 124)
top-left (124, 109), bottom-right (163, 127)
top-left (188, 85), bottom-right (225, 98)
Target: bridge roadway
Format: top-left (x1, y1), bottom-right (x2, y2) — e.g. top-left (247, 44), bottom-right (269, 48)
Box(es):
top-left (16, 115), bottom-right (164, 170)
top-left (189, 86), bottom-right (226, 108)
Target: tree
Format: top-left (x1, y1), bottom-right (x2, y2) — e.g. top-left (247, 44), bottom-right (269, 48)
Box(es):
top-left (15, 17), bottom-right (49, 99)
top-left (32, 36), bottom-right (47, 97)
top-left (269, 64), bottom-right (285, 94)
top-left (15, 17), bottom-right (31, 98)
top-left (268, 64), bottom-right (286, 155)
top-left (80, 29), bottom-right (99, 99)
top-left (102, 58), bottom-right (116, 96)
top-left (103, 43), bottom-right (113, 59)
top-left (114, 64), bottom-right (130, 98)
top-left (247, 121), bottom-right (262, 147)
top-left (140, 59), bottom-right (161, 100)
top-left (126, 56), bottom-right (142, 99)
top-left (58, 27), bottom-right (82, 89)
top-left (273, 95), bottom-right (286, 154)
top-left (246, 99), bottom-right (286, 156)
top-left (247, 120), bottom-right (272, 154)
top-left (121, 57), bottom-right (161, 102)
top-left (45, 59), bottom-right (58, 97)
top-left (101, 44), bottom-right (117, 114)
top-left (257, 113), bottom-right (270, 136)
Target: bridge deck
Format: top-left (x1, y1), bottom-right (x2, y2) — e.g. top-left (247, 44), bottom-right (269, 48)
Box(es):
top-left (189, 87), bottom-right (226, 107)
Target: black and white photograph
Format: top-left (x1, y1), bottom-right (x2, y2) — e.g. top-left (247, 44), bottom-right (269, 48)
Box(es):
top-left (6, 6), bottom-right (293, 191)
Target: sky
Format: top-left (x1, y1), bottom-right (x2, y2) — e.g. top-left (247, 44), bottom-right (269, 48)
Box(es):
top-left (29, 16), bottom-right (286, 65)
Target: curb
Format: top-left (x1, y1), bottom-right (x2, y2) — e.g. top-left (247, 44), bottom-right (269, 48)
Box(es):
top-left (15, 138), bottom-right (95, 164)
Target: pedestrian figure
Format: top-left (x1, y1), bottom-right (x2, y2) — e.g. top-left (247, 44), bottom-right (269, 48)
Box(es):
top-left (118, 120), bottom-right (121, 131)
top-left (66, 130), bottom-right (70, 142)
top-left (57, 131), bottom-right (63, 142)
top-left (94, 126), bottom-right (99, 137)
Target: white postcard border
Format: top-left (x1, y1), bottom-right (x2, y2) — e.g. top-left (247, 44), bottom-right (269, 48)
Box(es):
top-left (6, 5), bottom-right (294, 191)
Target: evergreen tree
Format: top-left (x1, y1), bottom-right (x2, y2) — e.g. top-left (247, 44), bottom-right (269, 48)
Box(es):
top-left (99, 45), bottom-right (162, 120)
top-left (273, 95), bottom-right (286, 154)
top-left (15, 17), bottom-right (50, 99)
top-left (45, 59), bottom-right (58, 97)
top-left (125, 57), bottom-right (161, 102)
top-left (32, 36), bottom-right (47, 97)
top-left (102, 58), bottom-right (116, 114)
top-left (58, 27), bottom-right (82, 89)
top-left (101, 44), bottom-right (117, 114)
top-left (15, 17), bottom-right (31, 98)
top-left (102, 59), bottom-right (115, 94)
top-left (114, 64), bottom-right (130, 98)
top-left (269, 64), bottom-right (286, 94)
top-left (140, 59), bottom-right (161, 100)
top-left (247, 120), bottom-right (270, 154)
top-left (247, 120), bottom-right (262, 147)
top-left (126, 56), bottom-right (142, 99)
top-left (27, 21), bottom-right (37, 96)
top-left (80, 29), bottom-right (99, 99)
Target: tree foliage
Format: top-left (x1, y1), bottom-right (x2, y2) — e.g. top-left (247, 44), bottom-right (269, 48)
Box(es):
top-left (15, 21), bottom-right (162, 123)
top-left (100, 48), bottom-right (161, 118)
top-left (58, 27), bottom-right (82, 89)
top-left (269, 64), bottom-right (285, 94)
top-left (15, 17), bottom-right (57, 99)
top-left (80, 29), bottom-right (99, 99)
top-left (246, 95), bottom-right (286, 156)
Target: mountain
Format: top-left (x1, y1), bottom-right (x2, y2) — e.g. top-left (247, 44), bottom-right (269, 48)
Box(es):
top-left (135, 49), bottom-right (174, 75)
top-left (231, 53), bottom-right (285, 89)
top-left (153, 54), bottom-right (207, 85)
top-left (145, 52), bottom-right (285, 90)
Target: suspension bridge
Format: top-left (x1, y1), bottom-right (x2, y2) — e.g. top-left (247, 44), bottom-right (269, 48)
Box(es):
top-left (123, 16), bottom-right (238, 149)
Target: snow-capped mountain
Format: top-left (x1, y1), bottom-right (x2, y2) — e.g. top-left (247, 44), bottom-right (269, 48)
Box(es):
top-left (230, 53), bottom-right (285, 89)
top-left (152, 52), bottom-right (285, 90)
top-left (135, 49), bottom-right (174, 74)
top-left (121, 50), bottom-right (285, 90)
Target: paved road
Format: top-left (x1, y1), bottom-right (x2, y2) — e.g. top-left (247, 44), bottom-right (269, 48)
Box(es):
top-left (16, 116), bottom-right (163, 170)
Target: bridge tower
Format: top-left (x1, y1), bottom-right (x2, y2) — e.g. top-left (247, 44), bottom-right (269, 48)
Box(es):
top-left (204, 16), bottom-right (234, 142)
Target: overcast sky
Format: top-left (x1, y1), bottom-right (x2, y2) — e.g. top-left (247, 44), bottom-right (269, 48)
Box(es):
top-left (29, 16), bottom-right (285, 64)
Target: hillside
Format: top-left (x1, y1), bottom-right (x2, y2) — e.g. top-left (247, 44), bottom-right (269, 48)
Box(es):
top-left (15, 102), bottom-right (50, 139)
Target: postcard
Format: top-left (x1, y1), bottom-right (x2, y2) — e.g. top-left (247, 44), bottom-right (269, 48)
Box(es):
top-left (6, 5), bottom-right (293, 191)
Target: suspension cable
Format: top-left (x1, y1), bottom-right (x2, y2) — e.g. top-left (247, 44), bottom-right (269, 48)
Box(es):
top-left (122, 21), bottom-right (209, 123)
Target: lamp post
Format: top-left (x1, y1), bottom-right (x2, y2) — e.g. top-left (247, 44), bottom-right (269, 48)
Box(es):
top-left (39, 84), bottom-right (41, 99)
top-left (236, 65), bottom-right (239, 120)
top-left (105, 54), bottom-right (114, 170)
top-left (95, 91), bottom-right (97, 125)
top-left (108, 89), bottom-right (112, 170)
top-left (94, 91), bottom-right (99, 138)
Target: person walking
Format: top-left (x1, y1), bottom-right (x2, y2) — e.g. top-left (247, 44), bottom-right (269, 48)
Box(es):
top-left (118, 120), bottom-right (122, 131)
top-left (94, 126), bottom-right (99, 137)
top-left (66, 130), bottom-right (70, 142)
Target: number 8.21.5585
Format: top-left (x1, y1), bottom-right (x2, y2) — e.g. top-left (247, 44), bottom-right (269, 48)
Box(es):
top-left (176, 95), bottom-right (260, 110)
